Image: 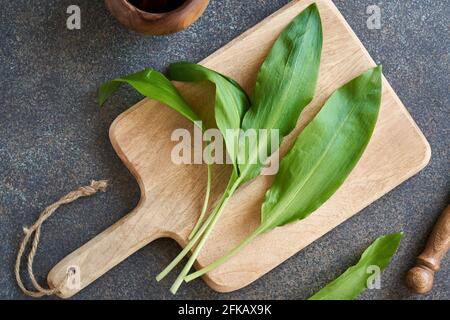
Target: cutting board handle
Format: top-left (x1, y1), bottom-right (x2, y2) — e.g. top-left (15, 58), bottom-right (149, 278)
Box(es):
top-left (47, 204), bottom-right (164, 298)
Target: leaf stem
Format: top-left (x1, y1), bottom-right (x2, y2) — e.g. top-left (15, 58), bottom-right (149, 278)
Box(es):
top-left (184, 225), bottom-right (264, 283)
top-left (169, 179), bottom-right (241, 294)
top-left (155, 193), bottom-right (225, 282)
top-left (188, 164), bottom-right (212, 240)
top-left (156, 172), bottom-right (238, 282)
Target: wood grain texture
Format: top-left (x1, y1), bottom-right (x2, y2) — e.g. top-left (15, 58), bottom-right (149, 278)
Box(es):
top-left (48, 0), bottom-right (431, 298)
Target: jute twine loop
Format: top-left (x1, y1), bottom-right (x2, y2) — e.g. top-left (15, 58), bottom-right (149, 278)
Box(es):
top-left (15, 180), bottom-right (108, 298)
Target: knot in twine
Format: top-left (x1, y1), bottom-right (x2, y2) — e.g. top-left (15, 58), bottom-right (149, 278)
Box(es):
top-left (15, 180), bottom-right (108, 298)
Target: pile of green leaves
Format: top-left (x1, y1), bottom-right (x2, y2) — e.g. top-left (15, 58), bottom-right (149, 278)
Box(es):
top-left (99, 3), bottom-right (384, 295)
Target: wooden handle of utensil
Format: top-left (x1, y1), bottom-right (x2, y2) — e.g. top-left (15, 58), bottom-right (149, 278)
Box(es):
top-left (47, 205), bottom-right (165, 298)
top-left (406, 205), bottom-right (450, 293)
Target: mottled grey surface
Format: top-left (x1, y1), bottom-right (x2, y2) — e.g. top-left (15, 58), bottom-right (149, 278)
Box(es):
top-left (0, 0), bottom-right (448, 300)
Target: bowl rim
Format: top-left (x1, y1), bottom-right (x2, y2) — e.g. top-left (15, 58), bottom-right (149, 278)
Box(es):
top-left (123, 0), bottom-right (198, 18)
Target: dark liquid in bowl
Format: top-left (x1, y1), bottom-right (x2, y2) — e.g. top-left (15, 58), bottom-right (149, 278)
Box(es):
top-left (128, 0), bottom-right (187, 13)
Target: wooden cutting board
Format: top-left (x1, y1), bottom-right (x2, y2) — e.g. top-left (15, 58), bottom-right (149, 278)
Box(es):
top-left (48, 0), bottom-right (431, 298)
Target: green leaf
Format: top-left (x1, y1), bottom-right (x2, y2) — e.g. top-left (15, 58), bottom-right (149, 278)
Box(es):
top-left (169, 62), bottom-right (250, 169)
top-left (184, 66), bottom-right (383, 283)
top-left (178, 5), bottom-right (323, 290)
top-left (238, 3), bottom-right (323, 183)
top-left (308, 232), bottom-right (403, 300)
top-left (260, 66), bottom-right (382, 232)
top-left (165, 5), bottom-right (323, 290)
top-left (98, 67), bottom-right (213, 254)
top-left (98, 68), bottom-right (201, 125)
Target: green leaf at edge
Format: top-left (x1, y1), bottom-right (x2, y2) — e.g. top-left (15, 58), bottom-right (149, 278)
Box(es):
top-left (308, 232), bottom-right (404, 300)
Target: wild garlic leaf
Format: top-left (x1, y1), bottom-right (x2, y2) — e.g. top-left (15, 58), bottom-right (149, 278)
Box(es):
top-left (98, 68), bottom-right (201, 125)
top-left (161, 4), bottom-right (322, 290)
top-left (260, 66), bottom-right (382, 232)
top-left (184, 66), bottom-right (383, 283)
top-left (238, 3), bottom-right (323, 183)
top-left (169, 62), bottom-right (250, 170)
top-left (98, 68), bottom-right (213, 242)
top-left (308, 232), bottom-right (403, 300)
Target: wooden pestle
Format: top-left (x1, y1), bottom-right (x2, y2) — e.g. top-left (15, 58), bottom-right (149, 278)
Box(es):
top-left (406, 205), bottom-right (450, 293)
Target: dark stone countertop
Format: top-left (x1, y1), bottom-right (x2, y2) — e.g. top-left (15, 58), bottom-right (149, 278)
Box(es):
top-left (0, 0), bottom-right (448, 300)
